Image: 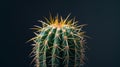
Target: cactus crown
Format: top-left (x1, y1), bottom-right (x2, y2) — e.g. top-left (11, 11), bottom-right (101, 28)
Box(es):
top-left (45, 14), bottom-right (73, 28)
top-left (29, 14), bottom-right (87, 67)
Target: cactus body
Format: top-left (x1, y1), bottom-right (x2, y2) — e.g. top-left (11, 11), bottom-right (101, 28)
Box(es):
top-left (29, 14), bottom-right (86, 67)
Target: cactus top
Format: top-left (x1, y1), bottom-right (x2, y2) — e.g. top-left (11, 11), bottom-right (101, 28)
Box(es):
top-left (47, 14), bottom-right (73, 28)
top-left (38, 14), bottom-right (81, 29)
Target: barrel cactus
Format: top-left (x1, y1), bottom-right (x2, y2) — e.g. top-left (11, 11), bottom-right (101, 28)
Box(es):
top-left (28, 14), bottom-right (87, 67)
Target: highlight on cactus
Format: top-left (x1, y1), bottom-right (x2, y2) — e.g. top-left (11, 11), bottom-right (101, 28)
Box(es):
top-left (28, 14), bottom-right (87, 67)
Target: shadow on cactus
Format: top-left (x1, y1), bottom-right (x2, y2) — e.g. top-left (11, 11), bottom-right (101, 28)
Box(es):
top-left (28, 14), bottom-right (87, 67)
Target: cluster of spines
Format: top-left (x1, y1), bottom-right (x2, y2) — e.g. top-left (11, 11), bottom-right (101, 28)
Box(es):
top-left (28, 14), bottom-right (87, 67)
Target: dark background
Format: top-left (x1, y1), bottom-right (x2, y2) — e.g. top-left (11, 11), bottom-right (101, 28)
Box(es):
top-left (0, 0), bottom-right (120, 67)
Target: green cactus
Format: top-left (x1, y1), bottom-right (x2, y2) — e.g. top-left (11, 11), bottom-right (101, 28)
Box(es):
top-left (28, 14), bottom-right (87, 67)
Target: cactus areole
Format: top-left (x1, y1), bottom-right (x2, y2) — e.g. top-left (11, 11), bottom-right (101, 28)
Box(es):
top-left (28, 14), bottom-right (87, 67)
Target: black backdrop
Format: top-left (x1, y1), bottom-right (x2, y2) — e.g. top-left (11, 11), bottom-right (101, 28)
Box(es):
top-left (0, 0), bottom-right (120, 67)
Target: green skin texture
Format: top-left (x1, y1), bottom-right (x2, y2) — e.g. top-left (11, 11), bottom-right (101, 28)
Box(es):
top-left (31, 24), bottom-right (86, 67)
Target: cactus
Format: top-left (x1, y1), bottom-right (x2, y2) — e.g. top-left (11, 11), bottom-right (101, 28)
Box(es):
top-left (28, 14), bottom-right (87, 67)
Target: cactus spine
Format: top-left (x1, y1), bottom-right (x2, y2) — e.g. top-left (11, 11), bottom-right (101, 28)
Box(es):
top-left (29, 14), bottom-right (87, 67)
